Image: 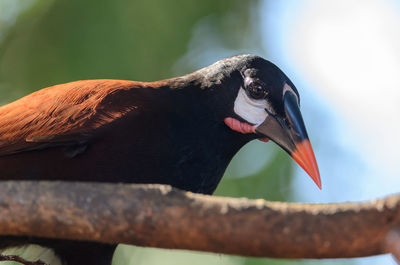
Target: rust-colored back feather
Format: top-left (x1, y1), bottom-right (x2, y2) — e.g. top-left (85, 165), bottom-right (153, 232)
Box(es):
top-left (0, 79), bottom-right (141, 155)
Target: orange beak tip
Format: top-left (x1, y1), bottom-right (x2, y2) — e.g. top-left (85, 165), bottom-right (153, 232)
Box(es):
top-left (291, 139), bottom-right (322, 190)
top-left (315, 177), bottom-right (322, 190)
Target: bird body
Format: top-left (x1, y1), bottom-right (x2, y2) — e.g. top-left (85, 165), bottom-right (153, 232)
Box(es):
top-left (0, 78), bottom-right (249, 194)
top-left (0, 54), bottom-right (321, 264)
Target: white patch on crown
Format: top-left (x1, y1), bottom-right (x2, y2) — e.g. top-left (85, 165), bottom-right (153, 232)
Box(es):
top-left (233, 88), bottom-right (268, 125)
top-left (282, 83), bottom-right (299, 104)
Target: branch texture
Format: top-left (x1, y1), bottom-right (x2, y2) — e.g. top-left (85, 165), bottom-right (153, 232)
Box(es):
top-left (0, 181), bottom-right (398, 259)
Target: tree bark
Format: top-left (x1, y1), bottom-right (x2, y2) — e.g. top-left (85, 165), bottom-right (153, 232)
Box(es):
top-left (0, 181), bottom-right (398, 259)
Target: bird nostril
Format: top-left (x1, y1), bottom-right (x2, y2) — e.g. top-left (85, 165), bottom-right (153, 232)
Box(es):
top-left (282, 118), bottom-right (291, 129)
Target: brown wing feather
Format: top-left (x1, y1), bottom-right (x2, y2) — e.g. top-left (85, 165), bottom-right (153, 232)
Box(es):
top-left (0, 79), bottom-right (142, 156)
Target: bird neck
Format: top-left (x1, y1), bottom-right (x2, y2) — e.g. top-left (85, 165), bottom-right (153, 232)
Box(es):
top-left (148, 85), bottom-right (251, 194)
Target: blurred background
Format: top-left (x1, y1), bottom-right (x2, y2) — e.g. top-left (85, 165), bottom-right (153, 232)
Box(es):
top-left (0, 0), bottom-right (399, 264)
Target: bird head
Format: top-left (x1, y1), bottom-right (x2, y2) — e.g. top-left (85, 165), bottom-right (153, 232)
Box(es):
top-left (198, 54), bottom-right (321, 189)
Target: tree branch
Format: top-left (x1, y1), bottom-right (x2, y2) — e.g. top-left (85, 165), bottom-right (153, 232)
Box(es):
top-left (385, 228), bottom-right (400, 263)
top-left (0, 181), bottom-right (399, 259)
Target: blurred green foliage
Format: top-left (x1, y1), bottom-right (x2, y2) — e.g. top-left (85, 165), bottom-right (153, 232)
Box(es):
top-left (0, 0), bottom-right (254, 100)
top-left (216, 147), bottom-right (293, 201)
top-left (0, 1), bottom-right (336, 265)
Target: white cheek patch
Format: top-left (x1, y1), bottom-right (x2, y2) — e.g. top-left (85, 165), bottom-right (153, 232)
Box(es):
top-left (233, 88), bottom-right (268, 125)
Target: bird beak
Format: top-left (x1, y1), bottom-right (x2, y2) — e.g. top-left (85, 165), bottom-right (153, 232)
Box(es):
top-left (254, 88), bottom-right (321, 189)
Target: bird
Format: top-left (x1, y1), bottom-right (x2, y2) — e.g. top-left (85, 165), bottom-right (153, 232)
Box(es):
top-left (0, 54), bottom-right (320, 265)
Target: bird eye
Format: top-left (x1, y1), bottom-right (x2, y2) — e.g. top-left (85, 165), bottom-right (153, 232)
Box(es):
top-left (246, 81), bottom-right (267, 100)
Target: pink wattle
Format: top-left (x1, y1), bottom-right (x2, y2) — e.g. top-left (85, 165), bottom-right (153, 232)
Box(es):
top-left (258, 137), bottom-right (270, 143)
top-left (224, 117), bottom-right (269, 142)
top-left (224, 117), bottom-right (255, 134)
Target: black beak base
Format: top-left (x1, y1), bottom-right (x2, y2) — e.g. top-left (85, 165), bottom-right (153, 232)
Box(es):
top-left (255, 91), bottom-right (321, 189)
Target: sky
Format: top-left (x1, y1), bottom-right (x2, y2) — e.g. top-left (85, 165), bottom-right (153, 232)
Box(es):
top-left (261, 0), bottom-right (400, 264)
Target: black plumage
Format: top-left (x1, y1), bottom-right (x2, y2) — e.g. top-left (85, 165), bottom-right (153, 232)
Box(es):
top-left (0, 54), bottom-right (320, 264)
